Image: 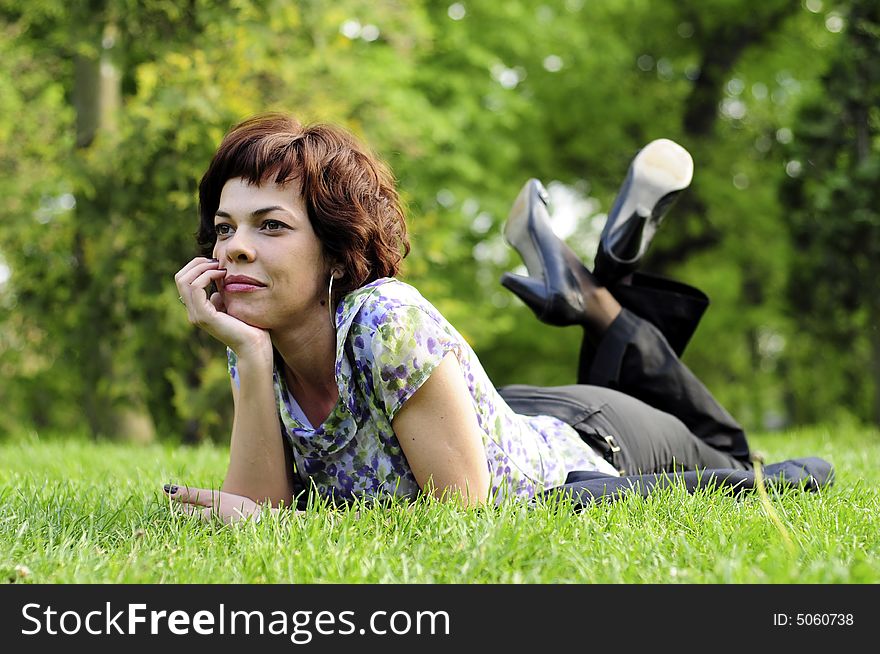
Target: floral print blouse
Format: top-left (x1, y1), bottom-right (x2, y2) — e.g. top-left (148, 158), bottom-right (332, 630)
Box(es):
top-left (227, 277), bottom-right (618, 504)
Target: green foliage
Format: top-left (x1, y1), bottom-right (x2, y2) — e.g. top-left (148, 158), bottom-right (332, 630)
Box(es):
top-left (0, 15), bottom-right (77, 433)
top-left (781, 0), bottom-right (880, 424)
top-left (0, 0), bottom-right (875, 439)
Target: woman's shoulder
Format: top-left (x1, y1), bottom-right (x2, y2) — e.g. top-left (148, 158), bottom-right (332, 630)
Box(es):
top-left (340, 278), bottom-right (460, 362)
top-left (344, 277), bottom-right (440, 325)
top-left (348, 277), bottom-right (429, 304)
top-left (342, 279), bottom-right (464, 417)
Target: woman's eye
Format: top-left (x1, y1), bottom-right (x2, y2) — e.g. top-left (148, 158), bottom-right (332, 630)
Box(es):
top-left (214, 223), bottom-right (233, 236)
top-left (262, 220), bottom-right (286, 231)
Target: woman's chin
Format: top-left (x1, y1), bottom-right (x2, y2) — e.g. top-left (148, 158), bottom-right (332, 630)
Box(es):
top-left (226, 306), bottom-right (270, 330)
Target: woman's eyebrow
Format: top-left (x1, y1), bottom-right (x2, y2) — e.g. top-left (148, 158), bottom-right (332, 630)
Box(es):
top-left (214, 206), bottom-right (293, 219)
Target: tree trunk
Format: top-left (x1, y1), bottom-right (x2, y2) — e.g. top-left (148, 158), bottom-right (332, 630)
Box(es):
top-left (72, 22), bottom-right (156, 441)
top-left (74, 24), bottom-right (120, 148)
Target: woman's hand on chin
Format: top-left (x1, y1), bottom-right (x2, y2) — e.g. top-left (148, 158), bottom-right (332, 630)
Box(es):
top-left (174, 257), bottom-right (272, 358)
top-left (162, 484), bottom-right (302, 525)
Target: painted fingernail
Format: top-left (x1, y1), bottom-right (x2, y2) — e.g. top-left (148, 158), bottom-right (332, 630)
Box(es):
top-left (163, 484), bottom-right (179, 494)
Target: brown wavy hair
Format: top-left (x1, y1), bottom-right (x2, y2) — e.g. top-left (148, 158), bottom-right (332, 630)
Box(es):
top-left (197, 113), bottom-right (410, 301)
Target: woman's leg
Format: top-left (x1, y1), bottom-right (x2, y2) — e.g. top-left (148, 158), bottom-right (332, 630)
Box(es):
top-left (497, 254), bottom-right (753, 474)
top-left (499, 268), bottom-right (753, 475)
top-left (577, 292), bottom-right (753, 467)
top-left (499, 382), bottom-right (751, 477)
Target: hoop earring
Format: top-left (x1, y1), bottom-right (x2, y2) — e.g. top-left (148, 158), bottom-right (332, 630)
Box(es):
top-left (328, 273), bottom-right (335, 328)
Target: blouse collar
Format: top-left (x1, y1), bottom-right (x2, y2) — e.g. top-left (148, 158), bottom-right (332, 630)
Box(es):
top-left (273, 277), bottom-right (397, 458)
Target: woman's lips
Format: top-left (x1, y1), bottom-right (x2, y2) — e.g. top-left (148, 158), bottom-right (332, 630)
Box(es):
top-left (222, 275), bottom-right (266, 293)
top-left (224, 283), bottom-right (263, 293)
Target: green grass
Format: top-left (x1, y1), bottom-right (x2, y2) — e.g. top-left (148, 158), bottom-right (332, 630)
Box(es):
top-left (1, 425), bottom-right (878, 583)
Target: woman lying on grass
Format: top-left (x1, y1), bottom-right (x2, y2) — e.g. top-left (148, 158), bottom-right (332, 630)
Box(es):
top-left (168, 113), bottom-right (831, 523)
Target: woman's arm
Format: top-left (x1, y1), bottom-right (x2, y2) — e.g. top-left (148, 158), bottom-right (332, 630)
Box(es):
top-left (221, 350), bottom-right (296, 507)
top-left (391, 352), bottom-right (490, 507)
top-left (172, 256), bottom-right (295, 509)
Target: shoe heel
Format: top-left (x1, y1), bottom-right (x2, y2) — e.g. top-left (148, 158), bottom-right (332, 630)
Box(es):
top-left (635, 138), bottom-right (693, 195)
top-left (500, 272), bottom-right (549, 318)
top-left (595, 139), bottom-right (693, 285)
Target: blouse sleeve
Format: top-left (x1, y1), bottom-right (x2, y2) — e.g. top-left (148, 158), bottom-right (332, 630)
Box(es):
top-left (352, 302), bottom-right (460, 422)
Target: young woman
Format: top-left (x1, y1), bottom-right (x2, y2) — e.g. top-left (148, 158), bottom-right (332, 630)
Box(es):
top-left (167, 114), bottom-right (828, 523)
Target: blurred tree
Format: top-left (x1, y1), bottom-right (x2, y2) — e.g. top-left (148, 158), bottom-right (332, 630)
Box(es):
top-left (0, 0), bottom-right (240, 440)
top-left (0, 12), bottom-right (74, 434)
top-left (781, 0), bottom-right (880, 425)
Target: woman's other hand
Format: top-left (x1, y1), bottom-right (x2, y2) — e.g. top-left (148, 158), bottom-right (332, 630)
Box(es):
top-left (163, 484), bottom-right (300, 525)
top-left (174, 257), bottom-right (271, 357)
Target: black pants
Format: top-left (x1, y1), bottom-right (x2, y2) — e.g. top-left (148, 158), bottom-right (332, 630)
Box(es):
top-left (498, 275), bottom-right (752, 476)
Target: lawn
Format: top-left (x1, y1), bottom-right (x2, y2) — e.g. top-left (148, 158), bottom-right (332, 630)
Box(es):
top-left (1, 425), bottom-right (878, 584)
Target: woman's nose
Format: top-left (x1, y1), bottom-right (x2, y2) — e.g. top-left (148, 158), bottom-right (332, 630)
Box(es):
top-left (220, 230), bottom-right (256, 262)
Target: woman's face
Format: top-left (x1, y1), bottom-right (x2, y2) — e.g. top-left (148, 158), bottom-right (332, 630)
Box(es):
top-left (212, 176), bottom-right (329, 330)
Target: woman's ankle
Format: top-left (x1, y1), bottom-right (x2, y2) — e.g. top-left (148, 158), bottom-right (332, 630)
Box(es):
top-left (581, 287), bottom-right (622, 339)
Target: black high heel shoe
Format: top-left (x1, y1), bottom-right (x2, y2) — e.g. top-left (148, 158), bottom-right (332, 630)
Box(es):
top-left (593, 138), bottom-right (693, 285)
top-left (500, 179), bottom-right (596, 326)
